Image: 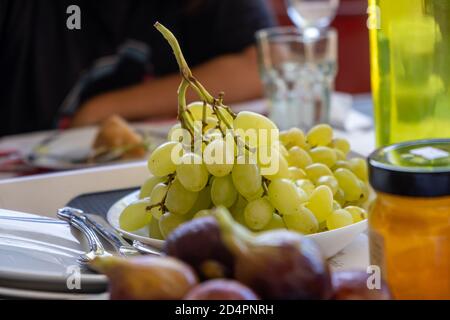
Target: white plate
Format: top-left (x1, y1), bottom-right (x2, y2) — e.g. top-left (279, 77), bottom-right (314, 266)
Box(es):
top-left (27, 125), bottom-right (164, 170)
top-left (107, 191), bottom-right (368, 258)
top-left (0, 286), bottom-right (109, 300)
top-left (0, 209), bottom-right (107, 293)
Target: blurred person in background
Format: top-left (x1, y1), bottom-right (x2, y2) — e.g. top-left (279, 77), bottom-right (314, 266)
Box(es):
top-left (0, 0), bottom-right (275, 136)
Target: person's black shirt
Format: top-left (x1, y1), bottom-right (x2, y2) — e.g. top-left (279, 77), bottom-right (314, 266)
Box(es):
top-left (0, 0), bottom-right (274, 136)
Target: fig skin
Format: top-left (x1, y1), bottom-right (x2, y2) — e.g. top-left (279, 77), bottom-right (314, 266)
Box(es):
top-left (184, 279), bottom-right (259, 300)
top-left (235, 230), bottom-right (333, 300)
top-left (332, 271), bottom-right (392, 300)
top-left (163, 216), bottom-right (234, 278)
top-left (90, 255), bottom-right (198, 300)
top-left (213, 208), bottom-right (333, 300)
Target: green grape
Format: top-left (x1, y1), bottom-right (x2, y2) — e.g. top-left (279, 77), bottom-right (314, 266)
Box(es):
top-left (307, 124), bottom-right (333, 147)
top-left (278, 143), bottom-right (289, 158)
top-left (332, 200), bottom-right (342, 211)
top-left (185, 102), bottom-right (228, 132)
top-left (147, 141), bottom-right (181, 177)
top-left (345, 181), bottom-right (370, 207)
top-left (193, 209), bottom-right (211, 219)
top-left (119, 198), bottom-right (152, 231)
top-left (233, 207), bottom-right (247, 226)
top-left (234, 111), bottom-right (278, 148)
top-left (211, 175), bottom-right (238, 208)
top-left (148, 217), bottom-right (164, 240)
top-left (334, 168), bottom-right (363, 202)
top-left (330, 138), bottom-right (350, 155)
top-left (289, 167), bottom-right (307, 180)
top-left (244, 186), bottom-right (264, 201)
top-left (348, 158), bottom-right (368, 182)
top-left (159, 212), bottom-right (189, 239)
top-left (259, 145), bottom-right (290, 180)
top-left (187, 184), bottom-right (212, 216)
top-left (334, 149), bottom-right (346, 161)
top-left (268, 179), bottom-right (308, 216)
top-left (316, 175), bottom-right (339, 195)
top-left (230, 195), bottom-right (248, 226)
top-left (187, 101), bottom-right (214, 120)
top-left (204, 128), bottom-right (222, 141)
top-left (139, 176), bottom-right (166, 199)
top-left (230, 195), bottom-right (248, 215)
top-left (305, 163), bottom-right (333, 183)
top-left (150, 182), bottom-right (169, 220)
top-left (279, 128), bottom-right (307, 149)
top-left (165, 179), bottom-right (198, 215)
top-left (231, 156), bottom-right (262, 199)
top-left (287, 146), bottom-right (313, 169)
top-left (176, 153), bottom-right (209, 192)
top-left (318, 221), bottom-right (328, 232)
top-left (305, 185), bottom-right (334, 223)
top-left (201, 116), bottom-right (221, 132)
top-left (345, 206), bottom-right (367, 223)
top-left (149, 183), bottom-right (168, 219)
top-left (332, 160), bottom-right (352, 171)
top-left (309, 146), bottom-right (337, 168)
top-left (283, 205), bottom-right (319, 235)
top-left (262, 213), bottom-right (286, 231)
top-left (326, 209), bottom-right (353, 230)
top-left (334, 188), bottom-right (346, 207)
top-left (234, 111), bottom-right (278, 132)
top-left (359, 180), bottom-right (370, 204)
top-left (295, 179), bottom-right (315, 196)
top-left (203, 138), bottom-right (234, 177)
top-left (244, 197), bottom-right (274, 230)
top-left (167, 123), bottom-right (182, 141)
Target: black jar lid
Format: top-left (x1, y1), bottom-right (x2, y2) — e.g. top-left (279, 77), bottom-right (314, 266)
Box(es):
top-left (368, 139), bottom-right (450, 197)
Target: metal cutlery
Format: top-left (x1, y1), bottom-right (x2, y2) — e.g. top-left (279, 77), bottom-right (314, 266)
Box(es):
top-left (79, 210), bottom-right (141, 257)
top-left (83, 211), bottom-right (161, 256)
top-left (57, 208), bottom-right (112, 264)
top-left (0, 215), bottom-right (66, 224)
top-left (58, 207), bottom-right (160, 256)
top-left (132, 240), bottom-right (161, 256)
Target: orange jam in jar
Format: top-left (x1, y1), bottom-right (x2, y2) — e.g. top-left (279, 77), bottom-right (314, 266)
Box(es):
top-left (368, 139), bottom-right (450, 300)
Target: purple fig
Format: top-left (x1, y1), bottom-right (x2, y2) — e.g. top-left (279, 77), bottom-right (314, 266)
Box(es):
top-left (332, 271), bottom-right (392, 300)
top-left (163, 216), bottom-right (234, 278)
top-left (185, 279), bottom-right (259, 300)
top-left (91, 255), bottom-right (198, 300)
top-left (213, 207), bottom-right (333, 300)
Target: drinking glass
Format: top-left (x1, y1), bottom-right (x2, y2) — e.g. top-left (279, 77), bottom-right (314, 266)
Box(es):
top-left (256, 26), bottom-right (337, 130)
top-left (285, 0), bottom-right (340, 30)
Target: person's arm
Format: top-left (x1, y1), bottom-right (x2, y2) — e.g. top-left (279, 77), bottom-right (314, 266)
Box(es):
top-left (71, 45), bottom-right (261, 127)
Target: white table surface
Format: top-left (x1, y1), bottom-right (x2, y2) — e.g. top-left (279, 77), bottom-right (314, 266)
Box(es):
top-left (0, 95), bottom-right (375, 178)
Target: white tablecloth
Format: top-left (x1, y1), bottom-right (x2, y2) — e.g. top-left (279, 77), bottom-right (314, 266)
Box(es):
top-left (0, 95), bottom-right (375, 179)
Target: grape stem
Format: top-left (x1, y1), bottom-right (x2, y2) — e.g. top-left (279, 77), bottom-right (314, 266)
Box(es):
top-left (213, 207), bottom-right (254, 257)
top-left (154, 22), bottom-right (236, 122)
top-left (145, 174), bottom-right (175, 213)
top-left (262, 178), bottom-right (270, 196)
top-left (154, 21), bottom-right (254, 155)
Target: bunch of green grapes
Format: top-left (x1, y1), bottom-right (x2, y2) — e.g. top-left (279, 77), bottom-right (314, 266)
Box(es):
top-left (119, 23), bottom-right (370, 239)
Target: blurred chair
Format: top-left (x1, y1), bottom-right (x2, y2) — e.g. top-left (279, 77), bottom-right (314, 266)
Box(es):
top-left (269, 0), bottom-right (371, 94)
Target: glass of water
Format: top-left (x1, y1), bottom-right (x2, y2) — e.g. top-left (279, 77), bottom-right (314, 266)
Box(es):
top-left (256, 26), bottom-right (337, 130)
top-left (285, 0), bottom-right (340, 30)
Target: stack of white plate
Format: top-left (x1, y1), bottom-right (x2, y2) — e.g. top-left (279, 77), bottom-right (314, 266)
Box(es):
top-left (0, 209), bottom-right (108, 299)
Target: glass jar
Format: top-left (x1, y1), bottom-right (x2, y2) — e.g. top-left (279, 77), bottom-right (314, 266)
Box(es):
top-left (368, 139), bottom-right (450, 299)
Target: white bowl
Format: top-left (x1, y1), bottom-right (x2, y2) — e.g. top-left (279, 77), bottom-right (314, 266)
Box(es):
top-left (107, 190), bottom-right (367, 259)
